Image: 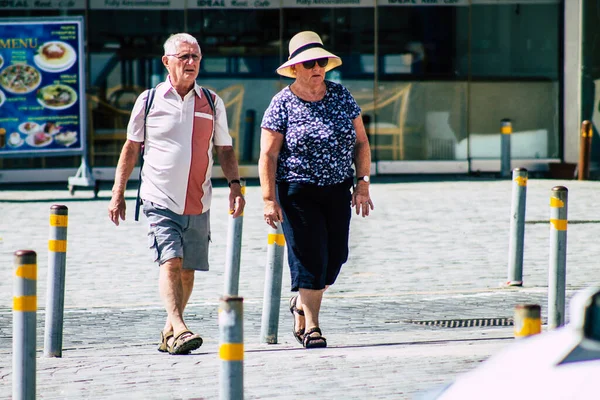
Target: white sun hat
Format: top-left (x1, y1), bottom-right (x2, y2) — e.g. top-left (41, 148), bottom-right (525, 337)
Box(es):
top-left (276, 31), bottom-right (342, 78)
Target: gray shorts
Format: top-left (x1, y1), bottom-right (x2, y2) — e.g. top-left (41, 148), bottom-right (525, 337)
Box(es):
top-left (142, 201), bottom-right (211, 271)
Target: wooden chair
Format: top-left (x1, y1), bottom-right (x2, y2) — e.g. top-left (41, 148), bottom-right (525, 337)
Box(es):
top-left (357, 84), bottom-right (416, 160)
top-left (106, 85), bottom-right (145, 110)
top-left (217, 84), bottom-right (245, 160)
top-left (87, 94), bottom-right (131, 167)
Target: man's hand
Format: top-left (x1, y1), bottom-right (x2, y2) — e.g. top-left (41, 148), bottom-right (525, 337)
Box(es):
top-left (108, 192), bottom-right (127, 226)
top-left (229, 183), bottom-right (246, 218)
top-left (351, 182), bottom-right (374, 217)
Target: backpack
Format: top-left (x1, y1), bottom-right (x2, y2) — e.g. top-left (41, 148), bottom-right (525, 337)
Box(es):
top-left (134, 86), bottom-right (216, 221)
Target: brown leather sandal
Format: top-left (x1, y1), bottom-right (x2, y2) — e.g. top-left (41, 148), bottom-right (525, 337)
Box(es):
top-left (168, 329), bottom-right (203, 355)
top-left (158, 330), bottom-right (174, 353)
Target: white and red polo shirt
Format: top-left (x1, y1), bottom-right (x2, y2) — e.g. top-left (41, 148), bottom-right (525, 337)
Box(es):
top-left (127, 77), bottom-right (232, 215)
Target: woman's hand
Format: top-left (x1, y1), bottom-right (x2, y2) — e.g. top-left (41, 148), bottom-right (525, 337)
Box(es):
top-left (263, 199), bottom-right (283, 229)
top-left (351, 182), bottom-right (374, 217)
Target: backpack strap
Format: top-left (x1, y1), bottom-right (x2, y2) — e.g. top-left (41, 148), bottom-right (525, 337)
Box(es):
top-left (201, 87), bottom-right (215, 114)
top-left (201, 87), bottom-right (216, 136)
top-left (134, 87), bottom-right (156, 222)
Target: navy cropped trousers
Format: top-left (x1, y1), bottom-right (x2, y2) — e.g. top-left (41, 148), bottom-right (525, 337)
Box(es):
top-left (277, 178), bottom-right (353, 291)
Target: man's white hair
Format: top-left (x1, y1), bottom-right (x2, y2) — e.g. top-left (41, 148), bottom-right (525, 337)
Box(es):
top-left (163, 33), bottom-right (200, 55)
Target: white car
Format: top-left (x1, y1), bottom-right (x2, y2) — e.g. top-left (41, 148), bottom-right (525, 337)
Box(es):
top-left (419, 287), bottom-right (600, 400)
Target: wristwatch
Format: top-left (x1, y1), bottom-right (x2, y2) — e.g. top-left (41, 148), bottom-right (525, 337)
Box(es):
top-left (228, 179), bottom-right (241, 187)
top-left (357, 176), bottom-right (370, 183)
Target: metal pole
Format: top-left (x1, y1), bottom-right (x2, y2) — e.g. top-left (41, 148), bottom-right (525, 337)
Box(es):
top-left (506, 168), bottom-right (527, 286)
top-left (219, 296), bottom-right (244, 400)
top-left (514, 304), bottom-right (541, 338)
top-left (260, 223), bottom-right (285, 344)
top-left (224, 180), bottom-right (245, 296)
top-left (500, 119), bottom-right (512, 178)
top-left (548, 186), bottom-right (568, 329)
top-left (45, 205), bottom-right (68, 357)
top-left (13, 250), bottom-right (37, 400)
top-left (578, 120), bottom-right (593, 180)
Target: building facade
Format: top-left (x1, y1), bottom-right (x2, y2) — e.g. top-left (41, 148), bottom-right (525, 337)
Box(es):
top-left (1, 0), bottom-right (575, 182)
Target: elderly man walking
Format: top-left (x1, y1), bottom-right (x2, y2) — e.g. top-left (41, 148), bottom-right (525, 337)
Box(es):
top-left (108, 33), bottom-right (245, 355)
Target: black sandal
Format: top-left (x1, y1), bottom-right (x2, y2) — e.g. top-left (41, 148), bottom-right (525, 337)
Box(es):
top-left (289, 295), bottom-right (305, 344)
top-left (303, 327), bottom-right (327, 349)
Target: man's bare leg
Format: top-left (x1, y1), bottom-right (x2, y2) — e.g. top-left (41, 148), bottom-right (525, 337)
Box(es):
top-left (163, 269), bottom-right (196, 334)
top-left (161, 266), bottom-right (195, 335)
top-left (159, 258), bottom-right (188, 337)
top-left (180, 268), bottom-right (195, 310)
top-left (159, 259), bottom-right (203, 354)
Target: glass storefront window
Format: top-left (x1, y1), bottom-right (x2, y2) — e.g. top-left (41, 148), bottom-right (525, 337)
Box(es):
top-left (0, 1), bottom-right (563, 172)
top-left (376, 2), bottom-right (560, 162)
top-left (377, 5), bottom-right (465, 161)
top-left (467, 4), bottom-right (561, 161)
top-left (379, 6), bottom-right (459, 79)
top-left (465, 4), bottom-right (559, 79)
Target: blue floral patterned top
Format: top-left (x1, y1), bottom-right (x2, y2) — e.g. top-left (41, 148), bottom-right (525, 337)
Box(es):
top-left (261, 80), bottom-right (361, 186)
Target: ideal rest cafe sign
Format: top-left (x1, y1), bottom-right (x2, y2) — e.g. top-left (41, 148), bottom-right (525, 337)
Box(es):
top-left (0, 0), bottom-right (560, 9)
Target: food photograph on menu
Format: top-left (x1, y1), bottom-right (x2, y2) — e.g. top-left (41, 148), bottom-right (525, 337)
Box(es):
top-left (37, 84), bottom-right (78, 110)
top-left (34, 41), bottom-right (77, 73)
top-left (0, 17), bottom-right (84, 157)
top-left (0, 64), bottom-right (42, 94)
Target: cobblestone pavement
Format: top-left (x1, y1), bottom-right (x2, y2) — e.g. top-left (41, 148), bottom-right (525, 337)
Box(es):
top-left (0, 176), bottom-right (598, 399)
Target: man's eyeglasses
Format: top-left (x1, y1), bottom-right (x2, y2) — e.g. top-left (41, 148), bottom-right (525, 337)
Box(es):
top-left (166, 53), bottom-right (201, 62)
top-left (302, 58), bottom-right (329, 69)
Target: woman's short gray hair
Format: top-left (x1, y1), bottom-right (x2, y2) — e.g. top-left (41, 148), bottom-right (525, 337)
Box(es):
top-left (163, 33), bottom-right (200, 55)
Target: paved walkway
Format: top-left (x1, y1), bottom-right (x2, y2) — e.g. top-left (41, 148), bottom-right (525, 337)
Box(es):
top-left (0, 176), bottom-right (598, 399)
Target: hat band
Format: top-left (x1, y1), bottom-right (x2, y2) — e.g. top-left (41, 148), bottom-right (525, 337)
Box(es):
top-left (289, 42), bottom-right (324, 60)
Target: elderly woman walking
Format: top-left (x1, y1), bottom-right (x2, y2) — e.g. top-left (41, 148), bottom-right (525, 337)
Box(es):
top-left (259, 31), bottom-right (374, 349)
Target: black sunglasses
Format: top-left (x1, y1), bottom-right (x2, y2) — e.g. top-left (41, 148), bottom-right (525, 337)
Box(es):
top-left (302, 58), bottom-right (329, 69)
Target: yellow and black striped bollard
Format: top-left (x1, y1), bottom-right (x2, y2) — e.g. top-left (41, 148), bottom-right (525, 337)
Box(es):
top-left (45, 205), bottom-right (68, 357)
top-left (219, 296), bottom-right (244, 400)
top-left (260, 223), bottom-right (285, 344)
top-left (514, 304), bottom-right (541, 338)
top-left (549, 186), bottom-right (568, 329)
top-left (13, 250), bottom-right (37, 400)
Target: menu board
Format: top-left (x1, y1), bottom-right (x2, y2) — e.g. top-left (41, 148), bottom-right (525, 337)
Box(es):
top-left (0, 17), bottom-right (85, 158)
